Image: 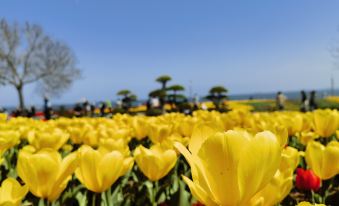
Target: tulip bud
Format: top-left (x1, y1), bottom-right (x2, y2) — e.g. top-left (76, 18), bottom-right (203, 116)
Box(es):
top-left (134, 144), bottom-right (177, 181)
top-left (27, 128), bottom-right (69, 150)
top-left (0, 130), bottom-right (20, 156)
top-left (17, 149), bottom-right (78, 201)
top-left (312, 110), bottom-right (339, 137)
top-left (75, 145), bottom-right (133, 193)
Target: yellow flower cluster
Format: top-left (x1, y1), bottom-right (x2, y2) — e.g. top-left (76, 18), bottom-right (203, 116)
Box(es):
top-left (0, 109), bottom-right (337, 205)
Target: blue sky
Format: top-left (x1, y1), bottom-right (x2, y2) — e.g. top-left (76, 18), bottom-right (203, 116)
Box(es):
top-left (1, 0), bottom-right (339, 106)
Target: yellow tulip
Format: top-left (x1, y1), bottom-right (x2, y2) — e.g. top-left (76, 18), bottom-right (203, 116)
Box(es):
top-left (67, 126), bottom-right (89, 144)
top-left (158, 134), bottom-right (190, 151)
top-left (250, 147), bottom-right (299, 206)
top-left (75, 145), bottom-right (133, 193)
top-left (305, 141), bottom-right (339, 179)
top-left (296, 132), bottom-right (319, 145)
top-left (134, 145), bottom-right (177, 181)
top-left (27, 128), bottom-right (69, 150)
top-left (98, 126), bottom-right (131, 140)
top-left (0, 130), bottom-right (20, 156)
top-left (312, 110), bottom-right (339, 137)
top-left (189, 124), bottom-right (220, 155)
top-left (297, 202), bottom-right (326, 206)
top-left (0, 177), bottom-right (28, 206)
top-left (280, 146), bottom-right (300, 173)
top-left (131, 117), bottom-right (148, 140)
top-left (67, 124), bottom-right (99, 146)
top-left (284, 112), bottom-right (304, 136)
top-left (175, 130), bottom-right (281, 205)
top-left (0, 113), bottom-right (7, 122)
top-left (148, 123), bottom-right (172, 143)
top-left (98, 138), bottom-right (130, 156)
top-left (80, 129), bottom-right (100, 147)
top-left (260, 125), bottom-right (288, 148)
top-left (177, 117), bottom-right (197, 137)
top-left (17, 148), bottom-right (78, 201)
top-left (250, 170), bottom-right (293, 206)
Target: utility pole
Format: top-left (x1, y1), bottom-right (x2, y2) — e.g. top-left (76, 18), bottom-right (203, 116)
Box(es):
top-left (189, 80), bottom-right (193, 101)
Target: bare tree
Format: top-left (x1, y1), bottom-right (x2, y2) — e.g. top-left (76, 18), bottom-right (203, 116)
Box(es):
top-left (0, 19), bottom-right (81, 109)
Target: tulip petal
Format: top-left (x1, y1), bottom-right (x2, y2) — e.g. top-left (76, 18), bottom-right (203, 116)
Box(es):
top-left (174, 142), bottom-right (213, 199)
top-left (182, 176), bottom-right (217, 206)
top-left (322, 142), bottom-right (339, 179)
top-left (189, 125), bottom-right (218, 155)
top-left (197, 131), bottom-right (250, 205)
top-left (49, 152), bottom-right (79, 200)
top-left (98, 151), bottom-right (124, 192)
top-left (29, 150), bottom-right (60, 198)
top-left (238, 131), bottom-right (281, 204)
top-left (76, 146), bottom-right (101, 192)
top-left (305, 141), bottom-right (324, 178)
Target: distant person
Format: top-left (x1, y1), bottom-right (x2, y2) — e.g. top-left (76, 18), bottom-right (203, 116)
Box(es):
top-left (43, 97), bottom-right (52, 120)
top-left (122, 96), bottom-right (131, 110)
top-left (100, 102), bottom-right (107, 117)
top-left (201, 103), bottom-right (208, 110)
top-left (27, 106), bottom-right (36, 118)
top-left (116, 99), bottom-right (122, 109)
top-left (83, 100), bottom-right (92, 116)
top-left (146, 98), bottom-right (151, 110)
top-left (73, 103), bottom-right (82, 117)
top-left (300, 90), bottom-right (308, 112)
top-left (193, 94), bottom-right (199, 110)
top-left (90, 103), bottom-right (95, 116)
top-left (309, 90), bottom-right (318, 111)
top-left (276, 91), bottom-right (287, 110)
top-left (151, 97), bottom-right (160, 108)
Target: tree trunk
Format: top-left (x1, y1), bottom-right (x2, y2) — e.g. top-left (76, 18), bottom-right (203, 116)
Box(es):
top-left (16, 85), bottom-right (25, 110)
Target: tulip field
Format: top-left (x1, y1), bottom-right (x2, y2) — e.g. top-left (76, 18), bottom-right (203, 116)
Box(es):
top-left (0, 109), bottom-right (338, 206)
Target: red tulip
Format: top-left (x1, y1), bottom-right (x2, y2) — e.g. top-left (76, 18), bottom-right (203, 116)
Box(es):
top-left (296, 168), bottom-right (321, 191)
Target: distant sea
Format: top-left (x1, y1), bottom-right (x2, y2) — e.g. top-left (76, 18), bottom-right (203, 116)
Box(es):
top-left (228, 88), bottom-right (337, 100)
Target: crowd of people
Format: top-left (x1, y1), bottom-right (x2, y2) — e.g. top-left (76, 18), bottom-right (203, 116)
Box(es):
top-left (276, 90), bottom-right (318, 112)
top-left (0, 90), bottom-right (323, 120)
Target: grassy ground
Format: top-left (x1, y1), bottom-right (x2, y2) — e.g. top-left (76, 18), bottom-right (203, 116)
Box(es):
top-left (238, 98), bottom-right (339, 112)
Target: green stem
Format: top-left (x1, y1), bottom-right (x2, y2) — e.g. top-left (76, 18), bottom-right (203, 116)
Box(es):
top-left (92, 192), bottom-right (100, 206)
top-left (38, 199), bottom-right (50, 206)
top-left (311, 190), bottom-right (316, 204)
top-left (323, 178), bottom-right (334, 203)
top-left (151, 181), bottom-right (159, 206)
